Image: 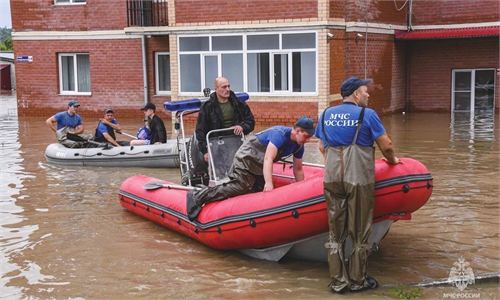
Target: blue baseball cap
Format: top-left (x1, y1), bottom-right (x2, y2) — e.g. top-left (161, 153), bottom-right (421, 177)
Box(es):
top-left (295, 116), bottom-right (315, 136)
top-left (340, 77), bottom-right (371, 98)
top-left (68, 100), bottom-right (80, 107)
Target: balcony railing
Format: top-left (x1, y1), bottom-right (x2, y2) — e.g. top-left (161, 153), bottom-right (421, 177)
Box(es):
top-left (127, 0), bottom-right (168, 27)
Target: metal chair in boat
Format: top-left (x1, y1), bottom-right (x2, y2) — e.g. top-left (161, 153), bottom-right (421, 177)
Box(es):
top-left (175, 110), bottom-right (244, 187)
top-left (206, 128), bottom-right (244, 187)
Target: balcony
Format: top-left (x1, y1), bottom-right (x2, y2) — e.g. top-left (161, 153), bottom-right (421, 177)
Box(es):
top-left (127, 0), bottom-right (168, 27)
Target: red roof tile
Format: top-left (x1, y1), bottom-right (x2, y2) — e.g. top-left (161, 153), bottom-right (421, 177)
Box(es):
top-left (395, 26), bottom-right (499, 40)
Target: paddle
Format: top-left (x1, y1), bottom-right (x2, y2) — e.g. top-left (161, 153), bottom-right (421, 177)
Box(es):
top-left (142, 181), bottom-right (201, 191)
top-left (116, 131), bottom-right (136, 139)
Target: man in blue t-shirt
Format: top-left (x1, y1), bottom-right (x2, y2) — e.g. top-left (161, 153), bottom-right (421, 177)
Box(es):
top-left (93, 109), bottom-right (130, 147)
top-left (186, 116), bottom-right (316, 221)
top-left (46, 100), bottom-right (91, 148)
top-left (315, 77), bottom-right (400, 294)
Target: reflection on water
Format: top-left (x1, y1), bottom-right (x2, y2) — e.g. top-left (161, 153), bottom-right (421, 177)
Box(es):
top-left (0, 106), bottom-right (58, 299)
top-left (450, 112), bottom-right (496, 147)
top-left (1, 90), bottom-right (499, 299)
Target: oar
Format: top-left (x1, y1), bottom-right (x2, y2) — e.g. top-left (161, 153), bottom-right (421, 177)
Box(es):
top-left (142, 181), bottom-right (201, 191)
top-left (116, 131), bottom-right (136, 139)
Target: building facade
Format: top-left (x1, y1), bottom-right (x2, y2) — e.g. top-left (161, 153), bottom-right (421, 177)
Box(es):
top-left (11, 0), bottom-right (500, 125)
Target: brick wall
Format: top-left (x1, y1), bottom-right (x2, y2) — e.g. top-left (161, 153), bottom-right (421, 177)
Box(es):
top-left (174, 0), bottom-right (318, 24)
top-left (249, 101), bottom-right (318, 127)
top-left (163, 101), bottom-right (319, 130)
top-left (392, 41), bottom-right (407, 112)
top-left (11, 0), bottom-right (127, 32)
top-left (14, 38), bottom-right (154, 119)
top-left (11, 0), bottom-right (498, 124)
top-left (146, 36), bottom-right (171, 105)
top-left (342, 33), bottom-right (404, 115)
top-left (345, 0), bottom-right (407, 25)
top-left (408, 37), bottom-right (499, 112)
top-left (411, 0), bottom-right (499, 25)
top-left (329, 30), bottom-right (346, 96)
top-left (329, 0), bottom-right (345, 19)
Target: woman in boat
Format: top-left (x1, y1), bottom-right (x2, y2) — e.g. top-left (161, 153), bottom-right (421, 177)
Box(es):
top-left (187, 116), bottom-right (315, 221)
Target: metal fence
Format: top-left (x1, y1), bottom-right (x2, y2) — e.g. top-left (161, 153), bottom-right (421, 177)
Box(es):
top-left (127, 0), bottom-right (168, 27)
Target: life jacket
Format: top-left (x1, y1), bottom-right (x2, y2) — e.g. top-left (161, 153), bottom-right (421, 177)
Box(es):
top-left (93, 122), bottom-right (117, 143)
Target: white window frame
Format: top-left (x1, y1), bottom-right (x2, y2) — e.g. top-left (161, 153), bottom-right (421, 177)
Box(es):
top-left (54, 0), bottom-right (86, 5)
top-left (451, 68), bottom-right (496, 113)
top-left (155, 52), bottom-right (171, 95)
top-left (58, 53), bottom-right (91, 96)
top-left (177, 31), bottom-right (318, 97)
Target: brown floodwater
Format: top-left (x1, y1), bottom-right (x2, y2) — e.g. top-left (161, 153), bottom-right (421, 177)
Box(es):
top-left (1, 91), bottom-right (499, 299)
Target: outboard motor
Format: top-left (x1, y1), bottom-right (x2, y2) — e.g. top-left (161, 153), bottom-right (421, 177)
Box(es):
top-left (181, 135), bottom-right (209, 186)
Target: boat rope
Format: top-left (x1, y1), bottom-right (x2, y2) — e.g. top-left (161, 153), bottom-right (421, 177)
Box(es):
top-left (119, 190), bottom-right (325, 230)
top-left (74, 149), bottom-right (153, 158)
top-left (375, 173), bottom-right (433, 189)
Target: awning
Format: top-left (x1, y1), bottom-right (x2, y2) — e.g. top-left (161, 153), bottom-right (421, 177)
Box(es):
top-left (395, 26), bottom-right (499, 40)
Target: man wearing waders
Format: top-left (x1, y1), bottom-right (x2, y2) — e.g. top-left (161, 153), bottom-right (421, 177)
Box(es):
top-left (187, 116), bottom-right (315, 221)
top-left (315, 77), bottom-right (400, 293)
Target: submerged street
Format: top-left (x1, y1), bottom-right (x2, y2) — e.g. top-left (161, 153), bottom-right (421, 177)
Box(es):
top-left (1, 91), bottom-right (499, 299)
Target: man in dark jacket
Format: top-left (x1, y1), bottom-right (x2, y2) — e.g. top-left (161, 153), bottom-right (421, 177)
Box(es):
top-left (195, 77), bottom-right (255, 163)
top-left (130, 103), bottom-right (167, 146)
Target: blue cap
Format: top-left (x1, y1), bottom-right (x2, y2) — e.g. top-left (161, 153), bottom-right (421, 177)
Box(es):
top-left (104, 109), bottom-right (114, 114)
top-left (340, 77), bottom-right (371, 98)
top-left (68, 100), bottom-right (80, 107)
top-left (295, 116), bottom-right (315, 135)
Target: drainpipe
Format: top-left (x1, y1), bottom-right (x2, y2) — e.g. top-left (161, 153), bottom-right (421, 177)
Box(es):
top-left (142, 34), bottom-right (149, 106)
top-left (364, 1), bottom-right (368, 79)
top-left (364, 27), bottom-right (368, 79)
top-left (405, 0), bottom-right (413, 112)
top-left (408, 0), bottom-right (413, 31)
top-left (405, 42), bottom-right (411, 113)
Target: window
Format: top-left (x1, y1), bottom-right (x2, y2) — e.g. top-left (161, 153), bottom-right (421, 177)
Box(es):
top-left (155, 52), bottom-right (171, 94)
top-left (177, 32), bottom-right (317, 95)
top-left (452, 69), bottom-right (495, 113)
top-left (58, 53), bottom-right (91, 95)
top-left (54, 0), bottom-right (86, 4)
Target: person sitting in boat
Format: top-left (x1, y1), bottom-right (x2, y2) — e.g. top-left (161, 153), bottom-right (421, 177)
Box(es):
top-left (195, 76), bottom-right (255, 164)
top-left (46, 100), bottom-right (92, 148)
top-left (315, 77), bottom-right (400, 294)
top-left (93, 109), bottom-right (130, 147)
top-left (130, 103), bottom-right (167, 146)
top-left (186, 116), bottom-right (315, 221)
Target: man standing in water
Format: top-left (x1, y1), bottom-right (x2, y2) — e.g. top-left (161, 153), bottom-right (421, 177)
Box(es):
top-left (315, 77), bottom-right (400, 293)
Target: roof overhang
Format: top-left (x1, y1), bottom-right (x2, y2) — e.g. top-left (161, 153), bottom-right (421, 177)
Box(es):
top-left (395, 26), bottom-right (499, 40)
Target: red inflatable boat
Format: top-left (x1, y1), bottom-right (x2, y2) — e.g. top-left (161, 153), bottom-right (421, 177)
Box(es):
top-left (118, 158), bottom-right (433, 261)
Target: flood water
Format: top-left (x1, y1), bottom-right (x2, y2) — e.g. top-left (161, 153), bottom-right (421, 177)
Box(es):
top-left (1, 91), bottom-right (499, 299)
